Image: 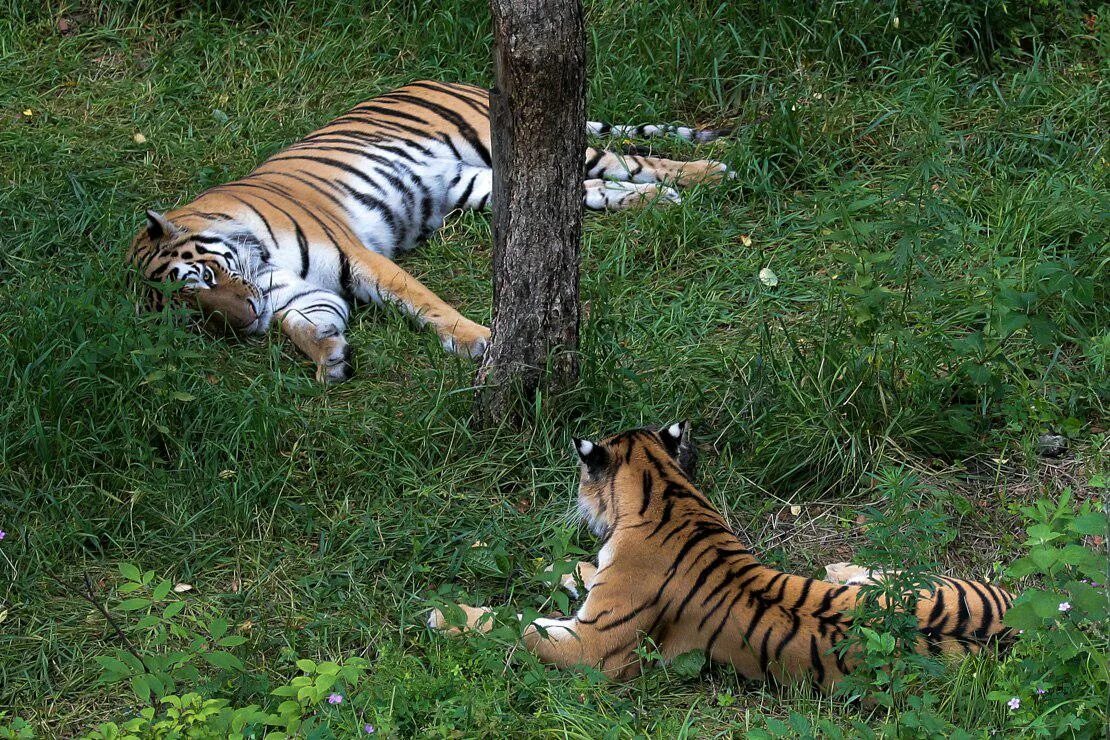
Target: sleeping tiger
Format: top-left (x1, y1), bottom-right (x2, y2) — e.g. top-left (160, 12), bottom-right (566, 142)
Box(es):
top-left (128, 80), bottom-right (731, 382)
top-left (429, 423), bottom-right (1014, 687)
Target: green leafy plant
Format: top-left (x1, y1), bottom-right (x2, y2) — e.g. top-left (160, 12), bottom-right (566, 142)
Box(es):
top-left (0, 715), bottom-right (35, 739)
top-left (84, 656), bottom-right (372, 739)
top-left (834, 468), bottom-right (956, 710)
top-left (91, 564), bottom-right (247, 705)
top-left (83, 694), bottom-right (269, 740)
top-left (988, 488), bottom-right (1108, 737)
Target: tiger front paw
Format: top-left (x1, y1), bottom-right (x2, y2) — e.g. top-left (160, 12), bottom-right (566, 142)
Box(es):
top-left (315, 337), bottom-right (354, 384)
top-left (427, 603), bottom-right (494, 635)
top-left (543, 561), bottom-right (598, 598)
top-left (441, 320), bottom-right (490, 360)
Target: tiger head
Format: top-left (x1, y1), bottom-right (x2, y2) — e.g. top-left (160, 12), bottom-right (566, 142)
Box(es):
top-left (571, 422), bottom-right (697, 536)
top-left (127, 210), bottom-right (271, 334)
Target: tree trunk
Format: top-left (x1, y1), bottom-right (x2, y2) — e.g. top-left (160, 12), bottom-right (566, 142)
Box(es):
top-left (473, 0), bottom-right (586, 426)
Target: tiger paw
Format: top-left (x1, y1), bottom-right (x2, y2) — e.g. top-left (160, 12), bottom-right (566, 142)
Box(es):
top-left (824, 562), bottom-right (889, 586)
top-left (674, 159), bottom-right (731, 186)
top-left (314, 335), bottom-right (353, 384)
top-left (544, 561), bottom-right (597, 598)
top-left (427, 603), bottom-right (494, 635)
top-left (441, 320), bottom-right (490, 360)
top-left (630, 184), bottom-right (682, 208)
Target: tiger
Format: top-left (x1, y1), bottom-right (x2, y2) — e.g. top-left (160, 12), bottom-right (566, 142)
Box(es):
top-left (127, 80), bottom-right (732, 382)
top-left (429, 423), bottom-right (1015, 687)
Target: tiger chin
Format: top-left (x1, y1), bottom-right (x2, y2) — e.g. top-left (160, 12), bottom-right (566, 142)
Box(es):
top-left (429, 423), bottom-right (1015, 689)
top-left (127, 80), bottom-right (734, 383)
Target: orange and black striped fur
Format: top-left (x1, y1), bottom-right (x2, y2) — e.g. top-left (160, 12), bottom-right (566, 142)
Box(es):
top-left (431, 423), bottom-right (1014, 687)
top-left (128, 81), bottom-right (731, 382)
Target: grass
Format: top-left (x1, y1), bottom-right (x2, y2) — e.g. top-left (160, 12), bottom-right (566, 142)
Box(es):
top-left (0, 0), bottom-right (1106, 735)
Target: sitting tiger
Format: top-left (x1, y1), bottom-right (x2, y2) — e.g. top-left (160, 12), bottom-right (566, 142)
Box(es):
top-left (128, 80), bottom-right (731, 382)
top-left (429, 423), bottom-right (1015, 688)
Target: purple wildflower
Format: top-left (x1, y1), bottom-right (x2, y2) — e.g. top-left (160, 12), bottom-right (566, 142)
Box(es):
top-left (1058, 601), bottom-right (1072, 613)
top-left (327, 693), bottom-right (343, 704)
top-left (1007, 697), bottom-right (1020, 711)
top-left (364, 725), bottom-right (376, 734)
top-left (1036, 688), bottom-right (1047, 696)
top-left (0, 530), bottom-right (6, 541)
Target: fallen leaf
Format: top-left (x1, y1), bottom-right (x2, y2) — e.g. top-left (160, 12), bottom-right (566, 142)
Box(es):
top-left (515, 497), bottom-right (531, 514)
top-left (740, 234), bottom-right (753, 247)
top-left (173, 582), bottom-right (193, 593)
top-left (22, 109), bottom-right (33, 117)
top-left (758, 267), bottom-right (779, 287)
top-left (789, 505), bottom-right (802, 516)
top-left (57, 17), bottom-right (75, 35)
top-left (238, 620), bottom-right (253, 632)
top-left (471, 540), bottom-right (488, 549)
top-left (132, 132), bottom-right (147, 144)
top-left (229, 575), bottom-right (241, 593)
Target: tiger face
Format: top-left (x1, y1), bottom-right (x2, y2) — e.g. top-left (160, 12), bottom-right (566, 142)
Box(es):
top-left (127, 210), bottom-right (270, 334)
top-left (572, 422), bottom-right (697, 536)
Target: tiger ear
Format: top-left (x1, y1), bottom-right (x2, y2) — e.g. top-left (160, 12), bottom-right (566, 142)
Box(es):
top-left (572, 437), bottom-right (608, 473)
top-left (145, 210), bottom-right (179, 242)
top-left (660, 421), bottom-right (697, 478)
top-left (659, 421), bottom-right (688, 455)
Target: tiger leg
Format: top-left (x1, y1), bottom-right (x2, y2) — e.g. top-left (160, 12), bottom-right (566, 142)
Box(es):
top-left (447, 151), bottom-right (722, 215)
top-left (583, 179), bottom-right (681, 210)
top-left (344, 246), bottom-right (490, 359)
top-left (521, 616), bottom-right (642, 679)
top-left (262, 268), bottom-right (353, 383)
top-left (584, 147), bottom-right (730, 187)
top-left (429, 591), bottom-right (642, 678)
top-left (446, 166), bottom-right (681, 212)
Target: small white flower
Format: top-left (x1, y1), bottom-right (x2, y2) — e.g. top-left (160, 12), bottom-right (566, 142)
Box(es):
top-left (1007, 697), bottom-right (1020, 711)
top-left (1058, 601), bottom-right (1072, 612)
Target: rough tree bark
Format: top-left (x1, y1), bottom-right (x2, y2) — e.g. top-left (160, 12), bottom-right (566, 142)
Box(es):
top-left (473, 0), bottom-right (586, 426)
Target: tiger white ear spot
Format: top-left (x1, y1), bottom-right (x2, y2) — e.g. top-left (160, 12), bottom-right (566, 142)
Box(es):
top-left (667, 423), bottom-right (683, 439)
top-left (577, 439), bottom-right (594, 457)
